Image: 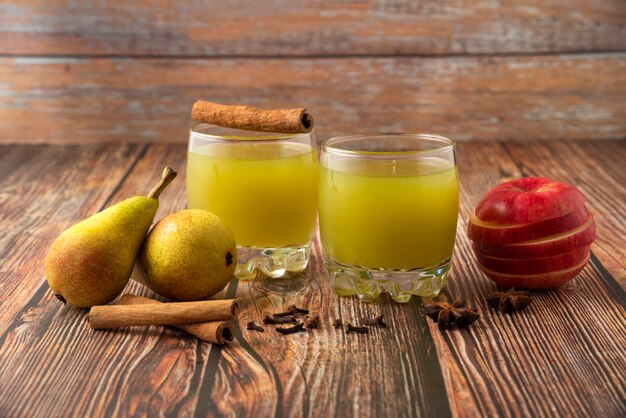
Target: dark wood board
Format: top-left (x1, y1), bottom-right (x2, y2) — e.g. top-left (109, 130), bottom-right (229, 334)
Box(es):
top-left (1, 54), bottom-right (625, 144)
top-left (0, 141), bottom-right (624, 417)
top-left (1, 0), bottom-right (625, 56)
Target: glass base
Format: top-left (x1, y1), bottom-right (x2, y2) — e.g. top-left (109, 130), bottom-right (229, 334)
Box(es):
top-left (325, 258), bottom-right (450, 303)
top-left (235, 243), bottom-right (312, 280)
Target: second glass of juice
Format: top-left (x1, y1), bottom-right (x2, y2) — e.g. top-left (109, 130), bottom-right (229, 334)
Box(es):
top-left (187, 124), bottom-right (318, 280)
top-left (318, 134), bottom-right (459, 302)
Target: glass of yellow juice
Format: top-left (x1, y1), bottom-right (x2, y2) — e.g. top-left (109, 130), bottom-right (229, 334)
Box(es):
top-left (318, 134), bottom-right (458, 302)
top-left (187, 124), bottom-right (318, 280)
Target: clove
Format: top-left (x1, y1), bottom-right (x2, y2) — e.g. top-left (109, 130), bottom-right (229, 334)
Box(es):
top-left (346, 323), bottom-right (369, 334)
top-left (246, 321), bottom-right (265, 332)
top-left (274, 304), bottom-right (309, 317)
top-left (360, 314), bottom-right (387, 328)
top-left (263, 314), bottom-right (297, 325)
top-left (304, 314), bottom-right (320, 329)
top-left (275, 322), bottom-right (306, 335)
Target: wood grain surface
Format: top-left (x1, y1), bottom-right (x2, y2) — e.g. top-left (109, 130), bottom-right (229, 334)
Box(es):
top-left (2, 1), bottom-right (625, 145)
top-left (0, 144), bottom-right (144, 337)
top-left (434, 140), bottom-right (626, 418)
top-left (0, 141), bottom-right (624, 417)
top-left (1, 0), bottom-right (625, 56)
top-left (1, 53), bottom-right (625, 144)
top-left (503, 141), bottom-right (626, 288)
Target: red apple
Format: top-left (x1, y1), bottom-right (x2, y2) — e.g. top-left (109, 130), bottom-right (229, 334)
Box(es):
top-left (468, 177), bottom-right (594, 289)
top-left (473, 213), bottom-right (596, 259)
top-left (474, 177), bottom-right (586, 225)
top-left (475, 253), bottom-right (590, 290)
top-left (473, 246), bottom-right (589, 275)
top-left (467, 205), bottom-right (589, 244)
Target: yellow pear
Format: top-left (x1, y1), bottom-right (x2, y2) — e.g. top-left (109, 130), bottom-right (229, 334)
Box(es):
top-left (136, 209), bottom-right (237, 301)
top-left (45, 167), bottom-right (177, 307)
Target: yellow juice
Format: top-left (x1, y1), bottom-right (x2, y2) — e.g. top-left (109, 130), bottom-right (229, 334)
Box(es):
top-left (319, 157), bottom-right (458, 270)
top-left (187, 141), bottom-right (317, 248)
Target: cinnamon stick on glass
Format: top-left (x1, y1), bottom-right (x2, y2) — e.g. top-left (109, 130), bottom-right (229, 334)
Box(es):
top-left (191, 100), bottom-right (314, 134)
top-left (88, 298), bottom-right (237, 330)
top-left (114, 294), bottom-right (235, 345)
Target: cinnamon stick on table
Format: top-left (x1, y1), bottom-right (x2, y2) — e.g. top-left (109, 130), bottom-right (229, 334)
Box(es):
top-left (191, 100), bottom-right (314, 134)
top-left (89, 298), bottom-right (237, 330)
top-left (115, 294), bottom-right (234, 345)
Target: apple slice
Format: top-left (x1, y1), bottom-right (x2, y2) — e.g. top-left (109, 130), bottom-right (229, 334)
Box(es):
top-left (473, 213), bottom-right (596, 259)
top-left (473, 246), bottom-right (589, 275)
top-left (475, 177), bottom-right (586, 225)
top-left (476, 252), bottom-right (590, 289)
top-left (468, 205), bottom-right (589, 244)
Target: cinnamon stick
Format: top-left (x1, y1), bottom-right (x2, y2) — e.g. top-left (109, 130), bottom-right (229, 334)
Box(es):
top-left (191, 100), bottom-right (314, 134)
top-left (89, 298), bottom-right (237, 330)
top-left (116, 294), bottom-right (234, 345)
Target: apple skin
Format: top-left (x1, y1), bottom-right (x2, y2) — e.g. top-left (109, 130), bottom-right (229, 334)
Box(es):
top-left (475, 253), bottom-right (590, 290)
top-left (473, 246), bottom-right (589, 275)
top-left (468, 205), bottom-right (589, 245)
top-left (473, 213), bottom-right (595, 259)
top-left (475, 177), bottom-right (586, 225)
top-left (468, 177), bottom-right (595, 289)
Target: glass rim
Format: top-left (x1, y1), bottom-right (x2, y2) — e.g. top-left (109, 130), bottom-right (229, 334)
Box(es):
top-left (321, 133), bottom-right (455, 159)
top-left (190, 123), bottom-right (312, 142)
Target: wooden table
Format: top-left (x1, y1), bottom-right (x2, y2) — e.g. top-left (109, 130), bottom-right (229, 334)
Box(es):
top-left (0, 140), bottom-right (624, 417)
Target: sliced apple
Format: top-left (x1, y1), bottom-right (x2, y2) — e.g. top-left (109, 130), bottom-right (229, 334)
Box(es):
top-left (476, 252), bottom-right (589, 289)
top-left (473, 213), bottom-right (596, 259)
top-left (475, 177), bottom-right (586, 225)
top-left (473, 246), bottom-right (589, 275)
top-left (467, 205), bottom-right (589, 245)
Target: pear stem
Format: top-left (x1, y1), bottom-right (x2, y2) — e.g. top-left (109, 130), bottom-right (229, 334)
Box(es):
top-left (147, 167), bottom-right (177, 199)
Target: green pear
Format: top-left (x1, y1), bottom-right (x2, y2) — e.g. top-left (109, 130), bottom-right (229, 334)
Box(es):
top-left (136, 209), bottom-right (237, 301)
top-left (45, 167), bottom-right (177, 308)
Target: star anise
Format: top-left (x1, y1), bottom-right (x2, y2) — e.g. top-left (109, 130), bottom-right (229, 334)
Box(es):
top-left (485, 289), bottom-right (532, 313)
top-left (423, 299), bottom-right (480, 328)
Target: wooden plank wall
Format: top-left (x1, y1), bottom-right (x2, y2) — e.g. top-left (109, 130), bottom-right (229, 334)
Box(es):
top-left (0, 0), bottom-right (625, 144)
